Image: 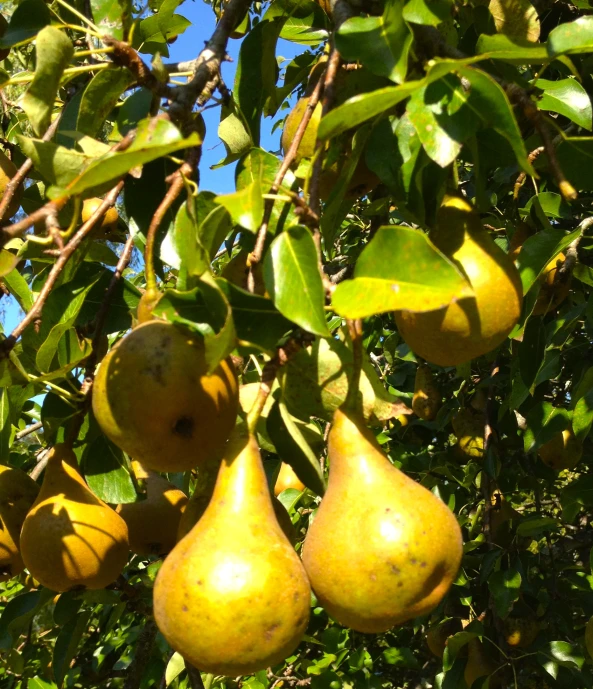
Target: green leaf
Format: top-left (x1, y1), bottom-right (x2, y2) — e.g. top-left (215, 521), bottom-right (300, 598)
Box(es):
top-left (113, 88), bottom-right (152, 138)
top-left (263, 226), bottom-right (330, 337)
top-left (3, 267), bottom-right (33, 312)
top-left (547, 15), bottom-right (593, 56)
top-left (538, 641), bottom-right (584, 669)
top-left (22, 27), bottom-right (73, 136)
top-left (234, 19), bottom-right (283, 145)
top-left (523, 401), bottom-right (570, 453)
top-left (0, 590), bottom-right (55, 649)
top-left (91, 0), bottom-right (132, 40)
top-left (215, 179), bottom-right (264, 232)
top-left (161, 200), bottom-right (209, 280)
top-left (82, 434), bottom-right (136, 504)
top-left (515, 228), bottom-right (581, 295)
top-left (336, 0), bottom-right (412, 84)
top-left (153, 275), bottom-right (237, 373)
top-left (165, 652), bottom-right (186, 686)
top-left (199, 205), bottom-right (232, 261)
top-left (519, 316), bottom-right (545, 389)
top-left (403, 0), bottom-right (453, 26)
top-left (16, 138), bottom-right (97, 187)
top-left (0, 0), bottom-right (50, 48)
top-left (556, 137), bottom-right (593, 190)
top-left (516, 516), bottom-right (560, 537)
top-left (489, 0), bottom-right (540, 42)
top-left (217, 100), bottom-right (254, 166)
top-left (52, 611), bottom-right (92, 689)
top-left (488, 568), bottom-right (521, 618)
top-left (332, 226), bottom-right (471, 318)
top-left (534, 78), bottom-right (592, 130)
top-left (267, 399), bottom-right (325, 496)
top-left (475, 33), bottom-right (548, 63)
top-left (77, 68), bottom-right (134, 137)
top-left (52, 118), bottom-right (201, 197)
top-left (36, 272), bottom-right (102, 374)
top-left (217, 278), bottom-right (292, 354)
top-left (28, 678), bottom-right (58, 689)
top-left (573, 387), bottom-right (593, 442)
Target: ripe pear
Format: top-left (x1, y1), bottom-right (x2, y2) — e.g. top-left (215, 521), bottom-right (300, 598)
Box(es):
top-left (464, 639), bottom-right (502, 688)
top-left (538, 428), bottom-right (582, 471)
top-left (452, 409), bottom-right (484, 460)
top-left (394, 195), bottom-right (522, 366)
top-left (20, 444), bottom-right (129, 592)
top-left (0, 465), bottom-right (39, 582)
top-left (92, 320), bottom-right (239, 472)
top-left (426, 618), bottom-right (463, 657)
top-left (274, 462), bottom-right (306, 496)
top-left (281, 97), bottom-right (378, 200)
top-left (412, 364), bottom-right (441, 421)
top-left (302, 408), bottom-right (462, 633)
top-left (585, 616), bottom-right (593, 659)
top-left (176, 459), bottom-right (297, 545)
top-left (116, 461), bottom-right (188, 556)
top-left (82, 197), bottom-right (119, 230)
top-left (0, 150), bottom-right (23, 220)
top-left (532, 252), bottom-right (570, 316)
top-left (503, 616), bottom-right (540, 648)
top-left (154, 429), bottom-right (310, 676)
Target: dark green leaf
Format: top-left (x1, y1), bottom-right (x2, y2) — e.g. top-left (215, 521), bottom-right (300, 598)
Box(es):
top-left (0, 0), bottom-right (50, 48)
top-left (523, 401), bottom-right (570, 452)
top-left (403, 0), bottom-right (453, 26)
top-left (488, 568), bottom-right (521, 618)
top-left (519, 316), bottom-right (545, 389)
top-left (82, 434), bottom-right (136, 504)
top-left (52, 611), bottom-right (92, 688)
top-left (516, 228), bottom-right (580, 295)
top-left (77, 68), bottom-right (134, 137)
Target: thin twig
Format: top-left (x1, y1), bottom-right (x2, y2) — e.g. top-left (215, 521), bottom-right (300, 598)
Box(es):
top-left (0, 116), bottom-right (62, 223)
top-left (16, 421), bottom-right (43, 440)
top-left (513, 146), bottom-right (544, 200)
top-left (0, 181), bottom-right (124, 358)
top-left (344, 319), bottom-right (363, 411)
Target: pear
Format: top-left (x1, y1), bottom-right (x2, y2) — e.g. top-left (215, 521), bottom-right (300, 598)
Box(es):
top-left (412, 364), bottom-right (441, 421)
top-left (221, 248), bottom-right (266, 295)
top-left (464, 638), bottom-right (502, 688)
top-left (274, 462), bottom-right (306, 496)
top-left (585, 616), bottom-right (593, 659)
top-left (116, 461), bottom-right (188, 556)
top-left (154, 429), bottom-right (310, 675)
top-left (82, 197), bottom-right (119, 229)
top-left (426, 618), bottom-right (463, 657)
top-left (20, 444), bottom-right (129, 592)
top-left (0, 150), bottom-right (23, 220)
top-left (452, 409), bottom-right (484, 460)
top-left (0, 465), bottom-right (39, 582)
top-left (394, 195), bottom-right (522, 366)
top-left (489, 490), bottom-right (521, 548)
top-left (302, 408), bottom-right (462, 633)
top-left (281, 98), bottom-right (378, 200)
top-left (92, 320), bottom-right (239, 472)
top-left (538, 428), bottom-right (582, 471)
top-left (503, 616), bottom-right (540, 648)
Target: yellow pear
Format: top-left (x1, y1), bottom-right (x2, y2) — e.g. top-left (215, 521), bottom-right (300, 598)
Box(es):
top-left (489, 490), bottom-right (520, 548)
top-left (0, 465), bottom-right (39, 582)
top-left (281, 97), bottom-right (378, 200)
top-left (503, 616), bottom-right (540, 648)
top-left (154, 429), bottom-right (310, 675)
top-left (532, 252), bottom-right (570, 316)
top-left (116, 461), bottom-right (188, 556)
top-left (394, 195), bottom-right (522, 366)
top-left (274, 462), bottom-right (306, 496)
top-left (20, 444), bottom-right (129, 592)
top-left (538, 428), bottom-right (582, 471)
top-left (452, 409), bottom-right (484, 459)
top-left (426, 618), bottom-right (463, 657)
top-left (92, 320), bottom-right (239, 472)
top-left (585, 616), bottom-right (593, 659)
top-left (82, 197), bottom-right (119, 232)
top-left (464, 639), bottom-right (502, 688)
top-left (412, 364), bottom-right (441, 421)
top-left (0, 150), bottom-right (23, 220)
top-left (302, 408), bottom-right (462, 633)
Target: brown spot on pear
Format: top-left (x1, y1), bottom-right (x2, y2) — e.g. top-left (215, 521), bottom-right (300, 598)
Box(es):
top-left (92, 320), bottom-right (239, 472)
top-left (395, 195), bottom-right (522, 366)
top-left (20, 444), bottom-right (129, 592)
top-left (154, 429), bottom-right (310, 676)
top-left (302, 408), bottom-right (462, 633)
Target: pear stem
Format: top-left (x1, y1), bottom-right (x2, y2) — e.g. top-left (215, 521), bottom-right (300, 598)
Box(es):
top-left (344, 319), bottom-right (363, 412)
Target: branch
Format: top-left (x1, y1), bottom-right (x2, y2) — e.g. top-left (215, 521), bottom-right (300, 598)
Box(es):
top-left (0, 116), bottom-right (62, 223)
top-left (186, 665), bottom-right (206, 689)
top-left (169, 0), bottom-right (254, 120)
top-left (124, 620), bottom-right (158, 689)
top-left (248, 74), bottom-right (325, 292)
top-left (16, 421), bottom-right (43, 440)
top-left (104, 37), bottom-right (174, 99)
top-left (0, 181), bottom-right (125, 358)
top-left (513, 146), bottom-right (544, 200)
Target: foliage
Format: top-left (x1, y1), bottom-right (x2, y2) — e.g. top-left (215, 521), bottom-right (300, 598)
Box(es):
top-left (1, 0), bottom-right (593, 688)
